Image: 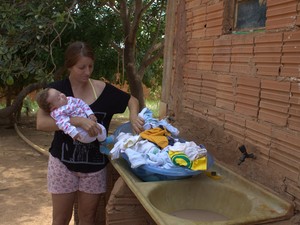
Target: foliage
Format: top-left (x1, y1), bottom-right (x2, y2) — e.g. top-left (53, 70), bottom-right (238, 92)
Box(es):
top-left (0, 0), bottom-right (166, 119)
top-left (56, 0), bottom-right (166, 91)
top-left (0, 1), bottom-right (74, 103)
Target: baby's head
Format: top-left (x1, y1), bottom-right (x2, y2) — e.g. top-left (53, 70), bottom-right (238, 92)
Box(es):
top-left (36, 88), bottom-right (67, 113)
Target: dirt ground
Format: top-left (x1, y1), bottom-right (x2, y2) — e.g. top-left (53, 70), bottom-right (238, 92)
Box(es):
top-left (0, 115), bottom-right (299, 225)
top-left (0, 116), bottom-right (53, 225)
top-left (0, 115), bottom-right (124, 225)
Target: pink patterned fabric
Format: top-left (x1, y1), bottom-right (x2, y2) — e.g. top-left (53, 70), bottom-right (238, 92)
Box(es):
top-left (47, 155), bottom-right (107, 194)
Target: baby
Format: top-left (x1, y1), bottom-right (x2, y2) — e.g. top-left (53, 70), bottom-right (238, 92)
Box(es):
top-left (36, 88), bottom-right (106, 143)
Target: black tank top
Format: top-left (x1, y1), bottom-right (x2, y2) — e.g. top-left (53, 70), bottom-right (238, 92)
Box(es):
top-left (48, 78), bottom-right (130, 173)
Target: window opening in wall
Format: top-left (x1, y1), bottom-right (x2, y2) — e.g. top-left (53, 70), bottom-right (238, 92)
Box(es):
top-left (234, 0), bottom-right (266, 31)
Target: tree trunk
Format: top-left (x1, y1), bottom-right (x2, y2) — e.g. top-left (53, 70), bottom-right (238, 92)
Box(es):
top-left (0, 82), bottom-right (47, 120)
top-left (124, 42), bottom-right (145, 110)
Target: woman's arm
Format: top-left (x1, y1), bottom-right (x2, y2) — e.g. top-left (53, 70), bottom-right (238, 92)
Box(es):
top-left (37, 108), bottom-right (101, 137)
top-left (128, 95), bottom-right (144, 134)
top-left (36, 109), bottom-right (58, 132)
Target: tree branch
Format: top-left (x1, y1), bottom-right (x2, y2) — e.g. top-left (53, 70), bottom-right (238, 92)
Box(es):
top-left (110, 41), bottom-right (123, 55)
top-left (138, 41), bottom-right (164, 78)
top-left (0, 82), bottom-right (47, 118)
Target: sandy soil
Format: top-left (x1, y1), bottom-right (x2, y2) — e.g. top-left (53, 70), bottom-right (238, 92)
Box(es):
top-left (0, 115), bottom-right (124, 225)
top-left (0, 119), bottom-right (53, 225)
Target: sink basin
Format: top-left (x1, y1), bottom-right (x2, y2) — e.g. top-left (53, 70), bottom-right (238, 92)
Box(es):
top-left (110, 158), bottom-right (294, 225)
top-left (148, 180), bottom-right (252, 222)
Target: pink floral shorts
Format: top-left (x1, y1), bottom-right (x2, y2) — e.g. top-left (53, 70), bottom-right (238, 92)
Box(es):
top-left (47, 155), bottom-right (107, 194)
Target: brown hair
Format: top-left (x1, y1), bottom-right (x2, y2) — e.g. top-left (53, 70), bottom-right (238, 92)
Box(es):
top-left (64, 41), bottom-right (95, 70)
top-left (35, 88), bottom-right (52, 113)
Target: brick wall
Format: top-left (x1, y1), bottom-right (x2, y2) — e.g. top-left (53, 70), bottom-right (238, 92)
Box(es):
top-left (164, 0), bottom-right (300, 210)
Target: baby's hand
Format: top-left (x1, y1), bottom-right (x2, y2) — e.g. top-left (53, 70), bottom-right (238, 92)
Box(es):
top-left (88, 114), bottom-right (97, 122)
top-left (73, 133), bottom-right (81, 141)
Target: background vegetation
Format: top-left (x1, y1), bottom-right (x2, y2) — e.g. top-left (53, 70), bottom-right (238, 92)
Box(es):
top-left (0, 0), bottom-right (166, 122)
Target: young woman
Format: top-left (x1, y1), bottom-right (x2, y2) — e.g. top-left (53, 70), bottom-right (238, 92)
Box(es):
top-left (36, 41), bottom-right (144, 225)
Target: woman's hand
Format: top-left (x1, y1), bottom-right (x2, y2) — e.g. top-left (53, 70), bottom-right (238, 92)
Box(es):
top-left (130, 114), bottom-right (144, 134)
top-left (71, 117), bottom-right (102, 137)
top-left (127, 95), bottom-right (144, 134)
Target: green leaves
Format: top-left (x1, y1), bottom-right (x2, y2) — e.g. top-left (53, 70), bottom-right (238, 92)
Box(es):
top-left (0, 0), bottom-right (71, 102)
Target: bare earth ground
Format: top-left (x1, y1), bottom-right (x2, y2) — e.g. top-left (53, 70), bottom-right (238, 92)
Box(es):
top-left (0, 115), bottom-right (299, 225)
top-left (0, 115), bottom-right (125, 225)
top-left (0, 117), bottom-right (53, 225)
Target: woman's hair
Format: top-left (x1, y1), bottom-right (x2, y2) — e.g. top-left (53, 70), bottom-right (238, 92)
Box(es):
top-left (64, 41), bottom-right (95, 69)
top-left (35, 88), bottom-right (52, 113)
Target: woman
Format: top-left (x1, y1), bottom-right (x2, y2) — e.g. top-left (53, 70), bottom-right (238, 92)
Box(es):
top-left (36, 41), bottom-right (144, 225)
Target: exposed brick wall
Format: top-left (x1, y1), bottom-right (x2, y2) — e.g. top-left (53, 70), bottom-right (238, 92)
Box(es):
top-left (166, 0), bottom-right (300, 210)
top-left (106, 177), bottom-right (156, 225)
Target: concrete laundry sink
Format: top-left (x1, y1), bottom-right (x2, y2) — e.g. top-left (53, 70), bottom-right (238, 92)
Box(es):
top-left (110, 158), bottom-right (294, 225)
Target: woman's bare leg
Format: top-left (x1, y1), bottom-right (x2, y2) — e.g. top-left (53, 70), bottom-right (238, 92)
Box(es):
top-left (77, 191), bottom-right (101, 225)
top-left (52, 192), bottom-right (76, 225)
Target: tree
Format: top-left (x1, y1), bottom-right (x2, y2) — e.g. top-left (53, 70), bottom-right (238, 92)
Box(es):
top-left (56, 0), bottom-right (166, 107)
top-left (0, 1), bottom-right (75, 121)
top-left (105, 0), bottom-right (166, 109)
top-left (0, 0), bottom-right (166, 121)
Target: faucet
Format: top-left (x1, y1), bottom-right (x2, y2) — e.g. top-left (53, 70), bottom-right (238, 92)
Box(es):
top-left (238, 145), bottom-right (256, 165)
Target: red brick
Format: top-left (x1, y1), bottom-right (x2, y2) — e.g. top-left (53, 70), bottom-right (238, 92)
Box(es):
top-left (260, 99), bottom-right (289, 113)
top-left (256, 66), bottom-right (279, 77)
top-left (246, 120), bottom-right (272, 136)
top-left (253, 55), bottom-right (281, 64)
top-left (266, 17), bottom-right (295, 30)
top-left (185, 62), bottom-right (198, 70)
top-left (231, 35), bottom-right (254, 45)
top-left (289, 106), bottom-right (300, 116)
top-left (268, 153), bottom-right (298, 182)
top-left (200, 93), bottom-right (216, 105)
top-left (186, 92), bottom-right (200, 102)
top-left (214, 38), bottom-right (232, 46)
top-left (212, 63), bottom-right (230, 72)
top-left (231, 46), bottom-right (253, 54)
top-left (192, 29), bottom-right (206, 39)
top-left (182, 98), bottom-right (194, 109)
top-left (206, 18), bottom-right (223, 28)
top-left (197, 62), bottom-right (212, 71)
top-left (254, 45), bottom-right (282, 53)
top-left (198, 54), bottom-right (213, 62)
top-left (282, 45), bottom-right (300, 53)
top-left (186, 54), bottom-right (197, 62)
top-left (225, 113), bottom-right (246, 126)
top-left (261, 79), bottom-right (291, 92)
top-left (216, 98), bottom-right (234, 110)
top-left (224, 116), bottom-right (245, 143)
top-left (255, 33), bottom-right (283, 43)
top-left (206, 2), bottom-right (223, 13)
top-left (258, 109), bottom-right (287, 126)
top-left (192, 6), bottom-right (206, 18)
top-left (267, 4), bottom-right (297, 17)
top-left (272, 127), bottom-right (300, 148)
top-left (245, 127), bottom-right (271, 147)
top-left (186, 0), bottom-right (202, 10)
top-left (284, 31), bottom-right (300, 42)
top-left (213, 48), bottom-right (231, 55)
top-left (235, 103), bottom-right (258, 117)
top-left (282, 55), bottom-right (300, 64)
top-left (237, 77), bottom-right (261, 87)
top-left (288, 116), bottom-right (300, 132)
top-left (231, 54), bottom-right (253, 63)
top-left (230, 64), bottom-right (252, 74)
top-left (183, 69), bottom-right (202, 79)
top-left (192, 21), bottom-right (206, 30)
top-left (280, 65), bottom-right (300, 77)
top-left (267, 0), bottom-right (295, 7)
top-left (266, 0), bottom-right (297, 30)
top-left (198, 39), bottom-right (214, 47)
